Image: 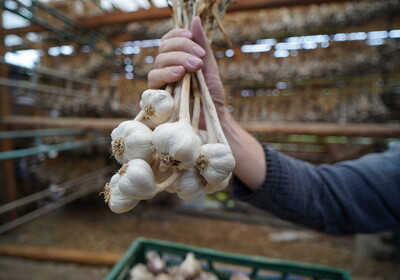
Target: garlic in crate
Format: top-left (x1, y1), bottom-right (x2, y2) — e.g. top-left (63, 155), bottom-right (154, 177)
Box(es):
top-left (140, 89), bottom-right (175, 125)
top-left (111, 120), bottom-right (153, 164)
top-left (129, 263), bottom-right (155, 280)
top-left (178, 252), bottom-right (202, 280)
top-left (146, 251), bottom-right (165, 275)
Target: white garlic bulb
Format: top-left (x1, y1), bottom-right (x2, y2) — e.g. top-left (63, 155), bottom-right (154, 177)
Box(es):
top-left (196, 143), bottom-right (235, 184)
top-left (146, 251), bottom-right (165, 275)
top-left (117, 159), bottom-right (159, 200)
top-left (140, 89), bottom-right (175, 125)
top-left (111, 120), bottom-right (153, 164)
top-left (108, 185), bottom-right (139, 214)
top-left (178, 253), bottom-right (202, 280)
top-left (102, 174), bottom-right (139, 214)
top-left (171, 169), bottom-right (205, 201)
top-left (129, 263), bottom-right (154, 280)
top-left (152, 121), bottom-right (202, 170)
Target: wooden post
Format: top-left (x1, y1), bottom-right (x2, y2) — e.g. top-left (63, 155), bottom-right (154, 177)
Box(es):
top-left (0, 13), bottom-right (17, 222)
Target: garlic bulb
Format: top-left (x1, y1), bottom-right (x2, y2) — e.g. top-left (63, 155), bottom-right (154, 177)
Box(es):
top-left (111, 120), bottom-right (153, 164)
top-left (196, 143), bottom-right (235, 184)
top-left (152, 121), bottom-right (202, 170)
top-left (129, 263), bottom-right (154, 280)
top-left (102, 173), bottom-right (139, 214)
top-left (140, 89), bottom-right (175, 125)
top-left (196, 272), bottom-right (219, 280)
top-left (108, 185), bottom-right (139, 214)
top-left (146, 251), bottom-right (165, 275)
top-left (171, 168), bottom-right (205, 201)
top-left (117, 159), bottom-right (159, 200)
top-left (178, 253), bottom-right (202, 280)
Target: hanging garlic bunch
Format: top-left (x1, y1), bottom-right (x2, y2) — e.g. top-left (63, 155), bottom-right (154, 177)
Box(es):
top-left (102, 0), bottom-right (235, 213)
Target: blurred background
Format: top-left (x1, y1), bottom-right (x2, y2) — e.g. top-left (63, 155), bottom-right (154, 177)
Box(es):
top-left (0, 0), bottom-right (400, 279)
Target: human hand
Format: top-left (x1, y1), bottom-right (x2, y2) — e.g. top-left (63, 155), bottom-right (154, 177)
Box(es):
top-left (148, 16), bottom-right (226, 113)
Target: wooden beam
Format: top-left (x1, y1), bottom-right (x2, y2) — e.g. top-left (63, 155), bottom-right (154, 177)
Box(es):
top-left (2, 115), bottom-right (400, 137)
top-left (1, 0), bottom-right (358, 35)
top-left (0, 13), bottom-right (17, 224)
top-left (0, 245), bottom-right (122, 266)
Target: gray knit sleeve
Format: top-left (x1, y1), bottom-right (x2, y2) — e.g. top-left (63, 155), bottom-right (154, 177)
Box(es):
top-left (232, 142), bottom-right (400, 235)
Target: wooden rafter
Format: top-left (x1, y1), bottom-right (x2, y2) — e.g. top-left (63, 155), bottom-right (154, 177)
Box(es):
top-left (1, 0), bottom-right (358, 36)
top-left (2, 115), bottom-right (400, 137)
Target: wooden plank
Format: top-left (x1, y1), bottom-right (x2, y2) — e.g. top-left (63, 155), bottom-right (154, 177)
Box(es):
top-left (2, 115), bottom-right (400, 137)
top-left (0, 246), bottom-right (121, 266)
top-left (0, 14), bottom-right (17, 224)
top-left (0, 0), bottom-right (357, 35)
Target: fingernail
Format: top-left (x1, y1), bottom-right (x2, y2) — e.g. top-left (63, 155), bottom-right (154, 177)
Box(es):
top-left (172, 66), bottom-right (183, 75)
top-left (192, 45), bottom-right (205, 57)
top-left (181, 31), bottom-right (192, 38)
top-left (187, 56), bottom-right (202, 68)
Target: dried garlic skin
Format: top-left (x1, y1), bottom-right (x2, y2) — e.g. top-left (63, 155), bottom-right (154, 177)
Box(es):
top-left (111, 120), bottom-right (154, 164)
top-left (152, 121), bottom-right (202, 170)
top-left (140, 89), bottom-right (175, 125)
top-left (171, 168), bottom-right (205, 201)
top-left (197, 143), bottom-right (235, 184)
top-left (118, 159), bottom-right (158, 200)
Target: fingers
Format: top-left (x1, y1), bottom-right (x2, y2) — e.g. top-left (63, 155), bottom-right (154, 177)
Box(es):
top-left (148, 66), bottom-right (185, 89)
top-left (161, 28), bottom-right (193, 41)
top-left (149, 28), bottom-right (206, 89)
top-left (190, 17), bottom-right (220, 74)
top-left (155, 51), bottom-right (203, 72)
top-left (159, 37), bottom-right (205, 58)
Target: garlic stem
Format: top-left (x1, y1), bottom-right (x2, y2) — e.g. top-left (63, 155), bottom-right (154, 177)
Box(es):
top-left (179, 73), bottom-right (191, 123)
top-left (168, 79), bottom-right (182, 122)
top-left (196, 70), bottom-right (230, 149)
top-left (201, 94), bottom-right (217, 143)
top-left (165, 83), bottom-right (174, 94)
top-left (134, 110), bottom-right (145, 121)
top-left (157, 171), bottom-right (182, 192)
top-left (191, 78), bottom-right (201, 130)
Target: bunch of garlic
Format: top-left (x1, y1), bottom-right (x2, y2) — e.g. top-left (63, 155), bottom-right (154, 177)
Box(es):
top-left (129, 251), bottom-right (219, 280)
top-left (102, 0), bottom-right (235, 214)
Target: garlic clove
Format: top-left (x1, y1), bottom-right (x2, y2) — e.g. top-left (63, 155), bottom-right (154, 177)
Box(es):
top-left (140, 89), bottom-right (175, 125)
top-left (152, 121), bottom-right (202, 170)
top-left (111, 120), bottom-right (154, 164)
top-left (118, 159), bottom-right (159, 200)
top-left (178, 252), bottom-right (202, 280)
top-left (171, 168), bottom-right (205, 201)
top-left (108, 186), bottom-right (139, 214)
top-left (130, 263), bottom-right (155, 280)
top-left (196, 143), bottom-right (235, 184)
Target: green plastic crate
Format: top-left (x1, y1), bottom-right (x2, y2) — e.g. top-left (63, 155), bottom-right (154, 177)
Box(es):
top-left (104, 238), bottom-right (352, 280)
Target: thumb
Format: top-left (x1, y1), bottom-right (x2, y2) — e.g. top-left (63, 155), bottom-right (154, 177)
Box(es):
top-left (190, 17), bottom-right (219, 74)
